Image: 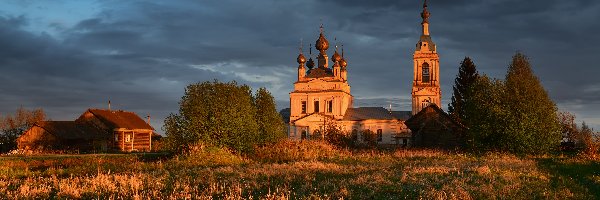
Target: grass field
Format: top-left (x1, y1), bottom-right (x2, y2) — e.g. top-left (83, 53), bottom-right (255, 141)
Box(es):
top-left (1, 141), bottom-right (599, 199)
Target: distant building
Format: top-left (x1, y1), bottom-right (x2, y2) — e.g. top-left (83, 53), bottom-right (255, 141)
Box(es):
top-left (17, 121), bottom-right (107, 152)
top-left (17, 109), bottom-right (159, 152)
top-left (284, 1), bottom-right (460, 148)
top-left (411, 0), bottom-right (441, 115)
top-left (405, 104), bottom-right (466, 149)
top-left (286, 25), bottom-right (411, 146)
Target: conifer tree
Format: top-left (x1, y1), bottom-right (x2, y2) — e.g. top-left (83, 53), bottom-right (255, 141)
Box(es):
top-left (448, 57), bottom-right (478, 125)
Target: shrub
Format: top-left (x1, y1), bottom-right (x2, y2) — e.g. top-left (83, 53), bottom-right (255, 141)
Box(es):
top-left (252, 140), bottom-right (347, 163)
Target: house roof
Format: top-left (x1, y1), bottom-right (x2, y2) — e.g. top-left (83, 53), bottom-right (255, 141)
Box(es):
top-left (391, 111), bottom-right (412, 121)
top-left (404, 104), bottom-right (466, 130)
top-left (343, 107), bottom-right (397, 121)
top-left (34, 121), bottom-right (105, 140)
top-left (85, 109), bottom-right (153, 130)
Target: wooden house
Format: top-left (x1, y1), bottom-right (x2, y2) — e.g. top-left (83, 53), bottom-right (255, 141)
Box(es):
top-left (16, 121), bottom-right (108, 152)
top-left (76, 109), bottom-right (156, 152)
top-left (404, 104), bottom-right (466, 149)
top-left (17, 108), bottom-right (158, 153)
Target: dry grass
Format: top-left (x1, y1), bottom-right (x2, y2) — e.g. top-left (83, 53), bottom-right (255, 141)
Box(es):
top-left (0, 140), bottom-right (598, 199)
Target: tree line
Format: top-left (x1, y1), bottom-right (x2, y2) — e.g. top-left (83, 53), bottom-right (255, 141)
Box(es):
top-left (0, 107), bottom-right (45, 153)
top-left (448, 52), bottom-right (598, 155)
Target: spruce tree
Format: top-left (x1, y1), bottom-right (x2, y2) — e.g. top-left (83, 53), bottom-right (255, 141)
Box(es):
top-left (254, 87), bottom-right (286, 145)
top-left (448, 57), bottom-right (478, 125)
top-left (503, 52), bottom-right (560, 154)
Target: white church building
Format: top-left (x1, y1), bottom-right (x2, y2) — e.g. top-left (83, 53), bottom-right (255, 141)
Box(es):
top-left (284, 1), bottom-right (442, 146)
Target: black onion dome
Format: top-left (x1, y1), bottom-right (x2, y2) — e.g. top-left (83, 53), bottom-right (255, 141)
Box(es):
top-left (306, 58), bottom-right (315, 69)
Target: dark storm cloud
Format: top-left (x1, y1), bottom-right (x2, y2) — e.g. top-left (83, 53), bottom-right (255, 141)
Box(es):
top-left (1, 0), bottom-right (599, 131)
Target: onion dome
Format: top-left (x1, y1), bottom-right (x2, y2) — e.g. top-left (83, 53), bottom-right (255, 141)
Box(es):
top-left (332, 50), bottom-right (341, 62)
top-left (315, 34), bottom-right (329, 52)
top-left (306, 58), bottom-right (315, 69)
top-left (340, 58), bottom-right (347, 68)
top-left (297, 53), bottom-right (306, 64)
top-left (315, 25), bottom-right (329, 52)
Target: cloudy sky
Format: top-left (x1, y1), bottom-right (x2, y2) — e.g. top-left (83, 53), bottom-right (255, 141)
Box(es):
top-left (0, 0), bottom-right (599, 133)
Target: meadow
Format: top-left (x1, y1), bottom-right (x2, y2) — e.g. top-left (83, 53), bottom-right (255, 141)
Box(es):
top-left (1, 140), bottom-right (599, 199)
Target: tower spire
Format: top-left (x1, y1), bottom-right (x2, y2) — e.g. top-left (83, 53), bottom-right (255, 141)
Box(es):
top-left (420, 0), bottom-right (431, 35)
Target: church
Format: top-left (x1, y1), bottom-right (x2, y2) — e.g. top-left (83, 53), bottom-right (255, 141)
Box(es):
top-left (285, 1), bottom-right (452, 147)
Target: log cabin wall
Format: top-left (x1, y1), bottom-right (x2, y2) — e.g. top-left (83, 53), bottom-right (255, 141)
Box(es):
top-left (114, 130), bottom-right (153, 152)
top-left (17, 126), bottom-right (57, 150)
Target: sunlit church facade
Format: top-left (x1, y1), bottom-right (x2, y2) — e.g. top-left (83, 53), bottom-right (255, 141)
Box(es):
top-left (286, 1), bottom-right (442, 146)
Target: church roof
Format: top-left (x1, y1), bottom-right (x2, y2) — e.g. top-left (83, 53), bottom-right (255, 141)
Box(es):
top-left (416, 35), bottom-right (436, 51)
top-left (391, 111), bottom-right (412, 121)
top-left (306, 67), bottom-right (334, 78)
top-left (343, 107), bottom-right (396, 121)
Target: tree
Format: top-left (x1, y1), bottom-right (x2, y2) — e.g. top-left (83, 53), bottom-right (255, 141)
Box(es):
top-left (580, 121), bottom-right (598, 157)
top-left (448, 57), bottom-right (479, 125)
top-left (503, 52), bottom-right (561, 154)
top-left (557, 111), bottom-right (578, 143)
top-left (163, 80), bottom-right (287, 154)
top-left (0, 106), bottom-right (46, 152)
top-left (254, 87), bottom-right (287, 145)
top-left (464, 75), bottom-right (507, 152)
top-left (465, 53), bottom-right (561, 154)
top-left (163, 80), bottom-right (259, 153)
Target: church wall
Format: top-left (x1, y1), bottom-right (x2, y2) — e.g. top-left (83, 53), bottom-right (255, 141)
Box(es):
top-left (290, 91), bottom-right (352, 121)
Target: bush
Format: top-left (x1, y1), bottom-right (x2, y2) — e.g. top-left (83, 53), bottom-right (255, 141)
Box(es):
top-left (177, 142), bottom-right (246, 167)
top-left (252, 140), bottom-right (348, 163)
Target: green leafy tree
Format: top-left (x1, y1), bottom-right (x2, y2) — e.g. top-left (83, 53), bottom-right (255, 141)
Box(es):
top-left (0, 106), bottom-right (46, 152)
top-left (579, 121), bottom-right (598, 157)
top-left (254, 87), bottom-right (287, 145)
top-left (465, 53), bottom-right (561, 154)
top-left (448, 57), bottom-right (479, 125)
top-left (464, 75), bottom-right (507, 152)
top-left (503, 52), bottom-right (561, 154)
top-left (163, 80), bottom-right (259, 153)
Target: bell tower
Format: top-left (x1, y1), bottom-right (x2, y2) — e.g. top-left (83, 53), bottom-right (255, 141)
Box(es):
top-left (412, 0), bottom-right (441, 115)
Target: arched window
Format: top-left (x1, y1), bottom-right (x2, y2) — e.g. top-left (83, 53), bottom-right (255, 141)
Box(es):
top-left (422, 62), bottom-right (430, 83)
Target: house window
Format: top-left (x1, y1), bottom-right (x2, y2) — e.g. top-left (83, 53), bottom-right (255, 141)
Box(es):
top-left (327, 100), bottom-right (333, 113)
top-left (115, 134), bottom-right (119, 142)
top-left (422, 62), bottom-right (430, 83)
top-left (314, 101), bottom-right (320, 113)
top-left (377, 129), bottom-right (383, 142)
top-left (125, 134), bottom-right (131, 142)
top-left (301, 130), bottom-right (307, 140)
top-left (301, 101), bottom-right (307, 114)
